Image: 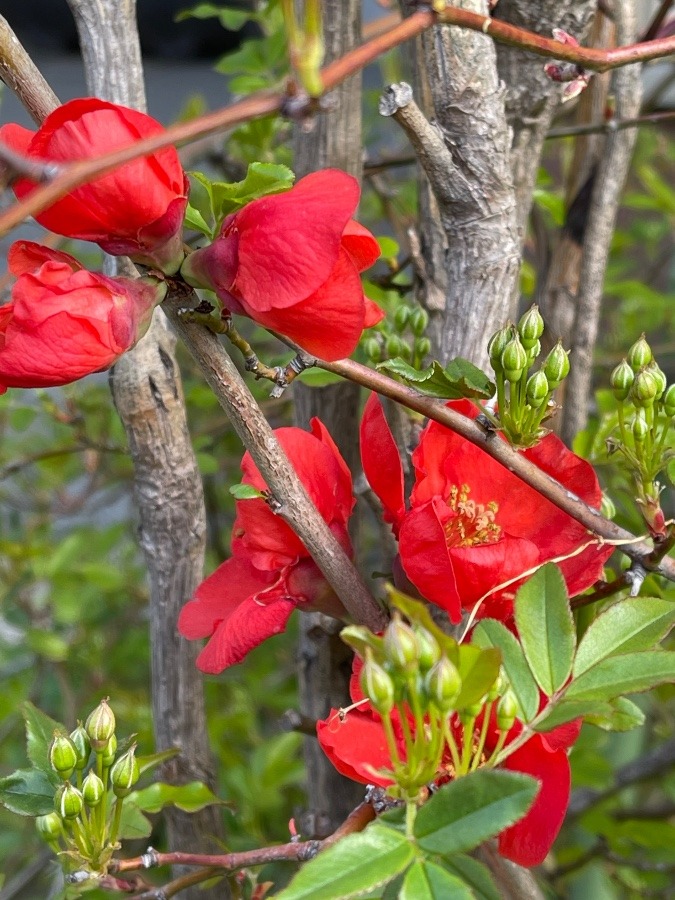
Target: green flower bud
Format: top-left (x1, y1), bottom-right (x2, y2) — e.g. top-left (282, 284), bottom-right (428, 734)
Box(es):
top-left (600, 493), bottom-right (616, 520)
top-left (110, 746), bottom-right (140, 798)
top-left (399, 342), bottom-right (412, 362)
top-left (394, 305), bottom-right (411, 332)
top-left (55, 782), bottom-right (83, 820)
top-left (69, 723), bottom-right (91, 771)
top-left (383, 615), bottom-right (419, 672)
top-left (497, 691), bottom-right (518, 731)
top-left (414, 626), bottom-right (441, 672)
top-left (632, 413), bottom-right (648, 444)
top-left (526, 339), bottom-right (541, 364)
top-left (627, 334), bottom-right (652, 372)
top-left (543, 342), bottom-right (570, 388)
top-left (488, 326), bottom-right (511, 372)
top-left (415, 336), bottom-right (432, 359)
top-left (49, 732), bottom-right (78, 780)
top-left (360, 655), bottom-right (395, 715)
top-left (501, 336), bottom-right (528, 382)
top-left (663, 384), bottom-right (675, 418)
top-left (610, 359), bottom-right (634, 401)
top-left (518, 305), bottom-right (544, 350)
top-left (85, 699), bottom-right (115, 752)
top-left (631, 368), bottom-right (658, 408)
top-left (363, 337), bottom-right (382, 363)
top-left (385, 334), bottom-right (404, 359)
top-left (425, 657), bottom-right (462, 713)
top-left (101, 734), bottom-right (117, 768)
top-left (82, 771), bottom-right (105, 808)
top-left (410, 307), bottom-right (429, 337)
top-left (459, 700), bottom-right (484, 726)
top-left (525, 371), bottom-right (549, 409)
top-left (646, 361), bottom-right (666, 400)
top-left (36, 811), bottom-right (63, 841)
top-left (487, 672), bottom-right (506, 702)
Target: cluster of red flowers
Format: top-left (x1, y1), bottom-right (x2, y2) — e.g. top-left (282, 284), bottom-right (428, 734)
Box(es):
top-left (0, 99), bottom-right (381, 392)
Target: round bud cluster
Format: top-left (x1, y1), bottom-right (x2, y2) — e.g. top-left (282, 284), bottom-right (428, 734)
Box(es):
top-left (363, 301), bottom-right (432, 369)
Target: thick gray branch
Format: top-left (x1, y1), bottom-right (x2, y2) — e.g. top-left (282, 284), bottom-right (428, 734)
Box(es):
top-left (0, 16), bottom-right (59, 124)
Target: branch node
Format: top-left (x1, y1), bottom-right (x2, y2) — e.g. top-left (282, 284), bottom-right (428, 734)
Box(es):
top-left (141, 846), bottom-right (160, 869)
top-left (626, 563), bottom-right (647, 597)
top-left (297, 840), bottom-right (322, 862)
top-left (379, 82), bottom-right (413, 118)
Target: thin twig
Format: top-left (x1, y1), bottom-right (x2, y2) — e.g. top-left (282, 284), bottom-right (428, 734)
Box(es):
top-left (641, 0), bottom-right (674, 41)
top-left (132, 867), bottom-right (222, 899)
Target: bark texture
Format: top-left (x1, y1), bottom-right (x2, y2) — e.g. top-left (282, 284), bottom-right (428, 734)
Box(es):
top-left (66, 2), bottom-right (225, 892)
top-left (293, 0), bottom-right (366, 835)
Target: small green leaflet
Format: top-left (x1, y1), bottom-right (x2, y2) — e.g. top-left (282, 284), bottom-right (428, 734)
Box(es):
top-left (0, 768), bottom-right (55, 817)
top-left (229, 483), bottom-right (264, 500)
top-left (454, 644), bottom-right (501, 710)
top-left (565, 651), bottom-right (675, 702)
top-left (377, 357), bottom-right (495, 401)
top-left (127, 781), bottom-right (225, 814)
top-left (400, 860), bottom-right (474, 900)
top-left (472, 619), bottom-right (539, 722)
top-left (22, 701), bottom-right (66, 778)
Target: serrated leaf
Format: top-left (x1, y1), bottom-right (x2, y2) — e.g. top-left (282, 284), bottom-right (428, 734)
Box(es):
top-left (400, 860), bottom-right (473, 900)
top-left (565, 651), bottom-right (675, 702)
top-left (440, 855), bottom-right (501, 900)
top-left (22, 702), bottom-right (66, 777)
top-left (454, 644), bottom-right (501, 709)
top-left (0, 768), bottom-right (55, 816)
top-left (137, 747), bottom-right (181, 776)
top-left (127, 781), bottom-right (224, 814)
top-left (377, 357), bottom-right (495, 401)
top-left (275, 824), bottom-right (415, 900)
top-left (229, 483), bottom-right (264, 500)
top-left (584, 697), bottom-right (645, 732)
top-left (386, 587), bottom-right (458, 664)
top-left (414, 770), bottom-right (538, 855)
top-left (472, 620), bottom-right (539, 722)
top-left (533, 699), bottom-right (609, 732)
top-left (515, 564), bottom-right (575, 696)
top-left (573, 598), bottom-right (675, 676)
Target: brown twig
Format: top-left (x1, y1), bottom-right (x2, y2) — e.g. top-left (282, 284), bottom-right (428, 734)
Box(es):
top-left (642, 0), bottom-right (674, 42)
top-left (131, 868), bottom-right (222, 899)
top-left (1, 8), bottom-right (675, 238)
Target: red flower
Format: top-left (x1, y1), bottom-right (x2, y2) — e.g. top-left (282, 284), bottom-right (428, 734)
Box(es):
top-left (178, 419), bottom-right (355, 671)
top-left (0, 241), bottom-right (164, 393)
top-left (0, 98), bottom-right (188, 273)
top-left (180, 169), bottom-right (383, 360)
top-left (317, 658), bottom-right (581, 868)
top-left (360, 394), bottom-right (613, 622)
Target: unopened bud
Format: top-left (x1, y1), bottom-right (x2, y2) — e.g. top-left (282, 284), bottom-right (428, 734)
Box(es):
top-left (82, 771), bottom-right (105, 808)
top-left (394, 306), bottom-right (411, 332)
top-left (600, 493), bottom-right (616, 520)
top-left (415, 336), bottom-right (432, 359)
top-left (459, 700), bottom-right (485, 726)
top-left (85, 699), bottom-right (115, 752)
top-left (425, 657), bottom-right (462, 713)
top-left (110, 746), bottom-right (140, 798)
top-left (360, 656), bottom-right (395, 715)
top-left (102, 734), bottom-right (117, 768)
top-left (663, 384), bottom-right (675, 417)
top-left (543, 342), bottom-right (570, 388)
top-left (69, 724), bottom-right (91, 771)
top-left (55, 782), bottom-right (83, 820)
top-left (385, 334), bottom-right (404, 359)
top-left (414, 626), bottom-right (441, 672)
top-left (632, 413), bottom-right (649, 444)
top-left (363, 337), bottom-right (382, 363)
top-left (525, 371), bottom-right (549, 409)
top-left (36, 811), bottom-right (63, 841)
top-left (410, 307), bottom-right (429, 337)
top-left (627, 334), bottom-right (652, 372)
top-left (646, 362), bottom-right (666, 400)
top-left (383, 615), bottom-right (419, 672)
top-left (49, 732), bottom-right (78, 780)
top-left (488, 326), bottom-right (511, 372)
top-left (487, 672), bottom-right (506, 702)
top-left (631, 369), bottom-right (658, 408)
top-left (518, 305), bottom-right (544, 350)
top-left (497, 691), bottom-right (518, 731)
top-left (610, 359), bottom-right (634, 401)
top-left (526, 339), bottom-right (541, 364)
top-left (501, 336), bottom-right (528, 382)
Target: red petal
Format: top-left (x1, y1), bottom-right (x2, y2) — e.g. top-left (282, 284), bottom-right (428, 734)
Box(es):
top-left (341, 221), bottom-right (380, 272)
top-left (450, 537), bottom-right (540, 616)
top-left (242, 247), bottom-right (367, 360)
top-left (364, 298), bottom-right (385, 327)
top-left (8, 240), bottom-right (82, 277)
top-left (498, 735), bottom-right (571, 867)
top-left (360, 393), bottom-right (406, 529)
top-left (233, 170), bottom-right (360, 312)
top-left (317, 708), bottom-right (396, 787)
top-left (310, 417), bottom-right (355, 522)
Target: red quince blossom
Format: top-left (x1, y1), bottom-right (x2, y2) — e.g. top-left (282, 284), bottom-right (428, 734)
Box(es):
top-left (0, 98), bottom-right (189, 273)
top-left (180, 169), bottom-right (384, 361)
top-left (0, 241), bottom-right (164, 394)
top-left (360, 394), bottom-right (613, 622)
top-left (317, 657), bottom-right (581, 867)
top-left (178, 419), bottom-right (355, 672)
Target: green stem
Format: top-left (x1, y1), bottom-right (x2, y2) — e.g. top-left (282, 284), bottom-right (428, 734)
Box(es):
top-left (381, 711), bottom-right (404, 777)
top-left (108, 797), bottom-right (124, 847)
top-left (485, 730), bottom-right (509, 767)
top-left (443, 719), bottom-right (462, 776)
top-left (405, 800), bottom-right (417, 840)
top-left (458, 716), bottom-right (476, 776)
top-left (470, 704), bottom-right (493, 772)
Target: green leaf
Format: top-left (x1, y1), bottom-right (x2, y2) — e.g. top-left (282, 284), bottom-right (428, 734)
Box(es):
top-left (229, 483), bottom-right (264, 500)
top-left (137, 747), bottom-right (181, 776)
top-left (340, 625), bottom-right (386, 660)
top-left (472, 620), bottom-right (539, 722)
top-left (0, 768), bottom-right (55, 816)
top-left (117, 801), bottom-right (153, 840)
top-left (584, 697), bottom-right (645, 732)
top-left (400, 860), bottom-right (473, 900)
top-left (414, 770), bottom-right (538, 855)
top-left (128, 781), bottom-right (224, 814)
top-left (440, 855), bottom-right (501, 900)
top-left (565, 651), bottom-right (675, 702)
top-left (573, 598), bottom-right (675, 676)
top-left (514, 564), bottom-right (575, 696)
top-left (175, 3), bottom-right (252, 29)
top-left (377, 236), bottom-right (399, 258)
top-left (534, 700), bottom-right (607, 732)
top-left (211, 162), bottom-right (295, 221)
top-left (297, 368), bottom-right (342, 388)
top-left (275, 823), bottom-right (415, 900)
top-left (184, 202), bottom-right (213, 238)
top-left (386, 587), bottom-right (459, 664)
top-left (377, 357), bottom-right (495, 401)
top-left (454, 644), bottom-right (501, 709)
top-left (22, 702), bottom-right (66, 776)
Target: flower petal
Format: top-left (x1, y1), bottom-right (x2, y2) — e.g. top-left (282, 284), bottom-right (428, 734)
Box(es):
top-left (341, 220), bottom-right (381, 272)
top-left (360, 393), bottom-right (406, 530)
top-left (317, 708), bottom-right (396, 787)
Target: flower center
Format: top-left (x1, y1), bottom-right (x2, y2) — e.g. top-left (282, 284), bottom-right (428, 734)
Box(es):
top-left (443, 484), bottom-right (502, 548)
